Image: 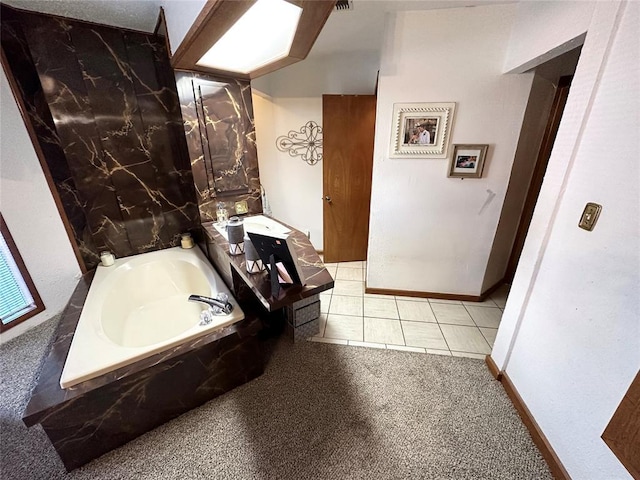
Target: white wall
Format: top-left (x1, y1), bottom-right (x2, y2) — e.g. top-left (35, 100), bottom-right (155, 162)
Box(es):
top-left (0, 69), bottom-right (81, 343)
top-left (252, 51), bottom-right (379, 250)
top-left (367, 4), bottom-right (533, 295)
top-left (252, 91), bottom-right (324, 247)
top-left (161, 0), bottom-right (206, 55)
top-left (492, 1), bottom-right (639, 478)
top-left (503, 1), bottom-right (595, 74)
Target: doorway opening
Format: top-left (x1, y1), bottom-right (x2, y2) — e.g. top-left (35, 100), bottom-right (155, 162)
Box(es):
top-left (483, 46), bottom-right (582, 297)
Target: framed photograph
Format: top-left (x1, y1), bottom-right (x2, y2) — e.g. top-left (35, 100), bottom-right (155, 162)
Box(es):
top-left (390, 102), bottom-right (456, 159)
top-left (448, 144), bottom-right (489, 178)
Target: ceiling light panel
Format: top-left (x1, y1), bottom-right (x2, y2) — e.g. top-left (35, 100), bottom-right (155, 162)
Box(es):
top-left (196, 0), bottom-right (302, 74)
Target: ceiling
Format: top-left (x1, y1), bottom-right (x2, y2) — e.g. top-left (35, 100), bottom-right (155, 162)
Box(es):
top-left (2, 0), bottom-right (165, 32)
top-left (2, 0), bottom-right (514, 59)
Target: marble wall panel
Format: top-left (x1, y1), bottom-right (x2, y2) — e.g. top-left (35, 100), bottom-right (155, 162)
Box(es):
top-left (176, 72), bottom-right (262, 221)
top-left (0, 8), bottom-right (98, 269)
top-left (25, 14), bottom-right (134, 261)
top-left (125, 32), bottom-right (199, 241)
top-left (1, 6), bottom-right (199, 269)
top-left (70, 24), bottom-right (169, 252)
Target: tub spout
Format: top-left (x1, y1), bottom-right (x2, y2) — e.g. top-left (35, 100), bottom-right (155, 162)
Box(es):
top-left (188, 294), bottom-right (234, 314)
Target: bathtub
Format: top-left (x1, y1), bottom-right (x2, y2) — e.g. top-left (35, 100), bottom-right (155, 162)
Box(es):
top-left (60, 246), bottom-right (245, 389)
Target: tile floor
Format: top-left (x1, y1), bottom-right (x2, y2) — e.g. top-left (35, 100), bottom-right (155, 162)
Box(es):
top-left (309, 260), bottom-right (511, 360)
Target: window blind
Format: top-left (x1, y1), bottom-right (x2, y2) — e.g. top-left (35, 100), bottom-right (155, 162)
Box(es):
top-left (0, 231), bottom-right (35, 325)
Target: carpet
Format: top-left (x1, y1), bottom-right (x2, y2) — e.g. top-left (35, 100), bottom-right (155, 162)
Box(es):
top-left (0, 319), bottom-right (552, 479)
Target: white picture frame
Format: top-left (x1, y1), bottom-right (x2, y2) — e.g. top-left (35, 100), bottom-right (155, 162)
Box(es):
top-left (389, 102), bottom-right (456, 159)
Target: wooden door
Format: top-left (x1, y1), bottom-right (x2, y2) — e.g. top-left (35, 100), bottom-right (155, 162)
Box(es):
top-left (602, 370), bottom-right (640, 478)
top-left (322, 95), bottom-right (376, 263)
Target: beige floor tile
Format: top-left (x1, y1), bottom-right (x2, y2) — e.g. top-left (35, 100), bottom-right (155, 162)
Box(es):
top-left (324, 314), bottom-right (363, 341)
top-left (401, 321), bottom-right (448, 350)
top-left (324, 262), bottom-right (338, 268)
top-left (318, 313), bottom-right (328, 337)
top-left (336, 266), bottom-right (364, 281)
top-left (320, 294), bottom-right (331, 314)
top-left (348, 340), bottom-right (386, 349)
top-left (428, 298), bottom-right (462, 305)
top-left (325, 266), bottom-right (338, 278)
top-left (490, 297), bottom-right (507, 309)
top-left (395, 295), bottom-right (430, 303)
top-left (439, 325), bottom-right (491, 355)
top-left (466, 306), bottom-right (502, 328)
top-left (462, 298), bottom-right (498, 307)
top-left (396, 300), bottom-right (437, 322)
top-left (364, 297), bottom-right (399, 319)
top-left (387, 345), bottom-right (426, 353)
top-left (479, 327), bottom-right (498, 347)
top-left (451, 351), bottom-right (486, 360)
top-left (490, 284), bottom-right (511, 308)
top-left (329, 295), bottom-right (363, 316)
top-left (426, 349), bottom-right (452, 356)
top-left (332, 280), bottom-right (364, 297)
top-left (364, 317), bottom-right (405, 345)
top-left (430, 303), bottom-right (475, 325)
top-left (340, 261), bottom-right (364, 268)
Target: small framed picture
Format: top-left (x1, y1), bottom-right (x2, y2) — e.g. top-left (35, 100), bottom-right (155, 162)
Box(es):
top-left (448, 144), bottom-right (489, 178)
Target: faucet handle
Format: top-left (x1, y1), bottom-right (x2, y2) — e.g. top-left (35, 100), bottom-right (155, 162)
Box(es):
top-left (189, 294), bottom-right (234, 314)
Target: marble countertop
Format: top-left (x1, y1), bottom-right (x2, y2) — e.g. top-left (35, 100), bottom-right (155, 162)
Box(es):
top-left (202, 216), bottom-right (334, 311)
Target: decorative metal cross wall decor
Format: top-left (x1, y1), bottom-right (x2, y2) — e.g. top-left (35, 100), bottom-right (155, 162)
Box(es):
top-left (276, 120), bottom-right (323, 165)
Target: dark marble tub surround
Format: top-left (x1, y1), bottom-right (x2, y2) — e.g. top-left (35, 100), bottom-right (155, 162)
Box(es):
top-left (1, 5), bottom-right (199, 270)
top-left (176, 71), bottom-right (263, 222)
top-left (0, 6), bottom-right (97, 268)
top-left (202, 218), bottom-right (334, 312)
top-left (23, 270), bottom-right (265, 471)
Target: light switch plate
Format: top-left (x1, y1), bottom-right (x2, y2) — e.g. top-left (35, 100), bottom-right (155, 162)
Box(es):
top-left (578, 202), bottom-right (602, 231)
top-left (234, 200), bottom-right (249, 215)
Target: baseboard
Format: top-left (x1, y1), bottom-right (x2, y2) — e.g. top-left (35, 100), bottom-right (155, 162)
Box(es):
top-left (500, 372), bottom-right (570, 480)
top-left (484, 355), bottom-right (502, 381)
top-left (364, 287), bottom-right (481, 302)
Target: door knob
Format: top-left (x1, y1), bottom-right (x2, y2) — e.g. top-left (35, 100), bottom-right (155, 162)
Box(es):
top-left (324, 196), bottom-right (332, 203)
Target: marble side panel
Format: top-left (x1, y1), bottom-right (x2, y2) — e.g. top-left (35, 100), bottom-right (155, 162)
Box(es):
top-left (176, 72), bottom-right (262, 222)
top-left (23, 271), bottom-right (265, 471)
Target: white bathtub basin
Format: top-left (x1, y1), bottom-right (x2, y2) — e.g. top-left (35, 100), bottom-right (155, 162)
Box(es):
top-left (60, 246), bottom-right (244, 389)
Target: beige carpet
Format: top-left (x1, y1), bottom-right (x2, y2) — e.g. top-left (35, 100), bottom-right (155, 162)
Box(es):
top-left (0, 318), bottom-right (551, 479)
